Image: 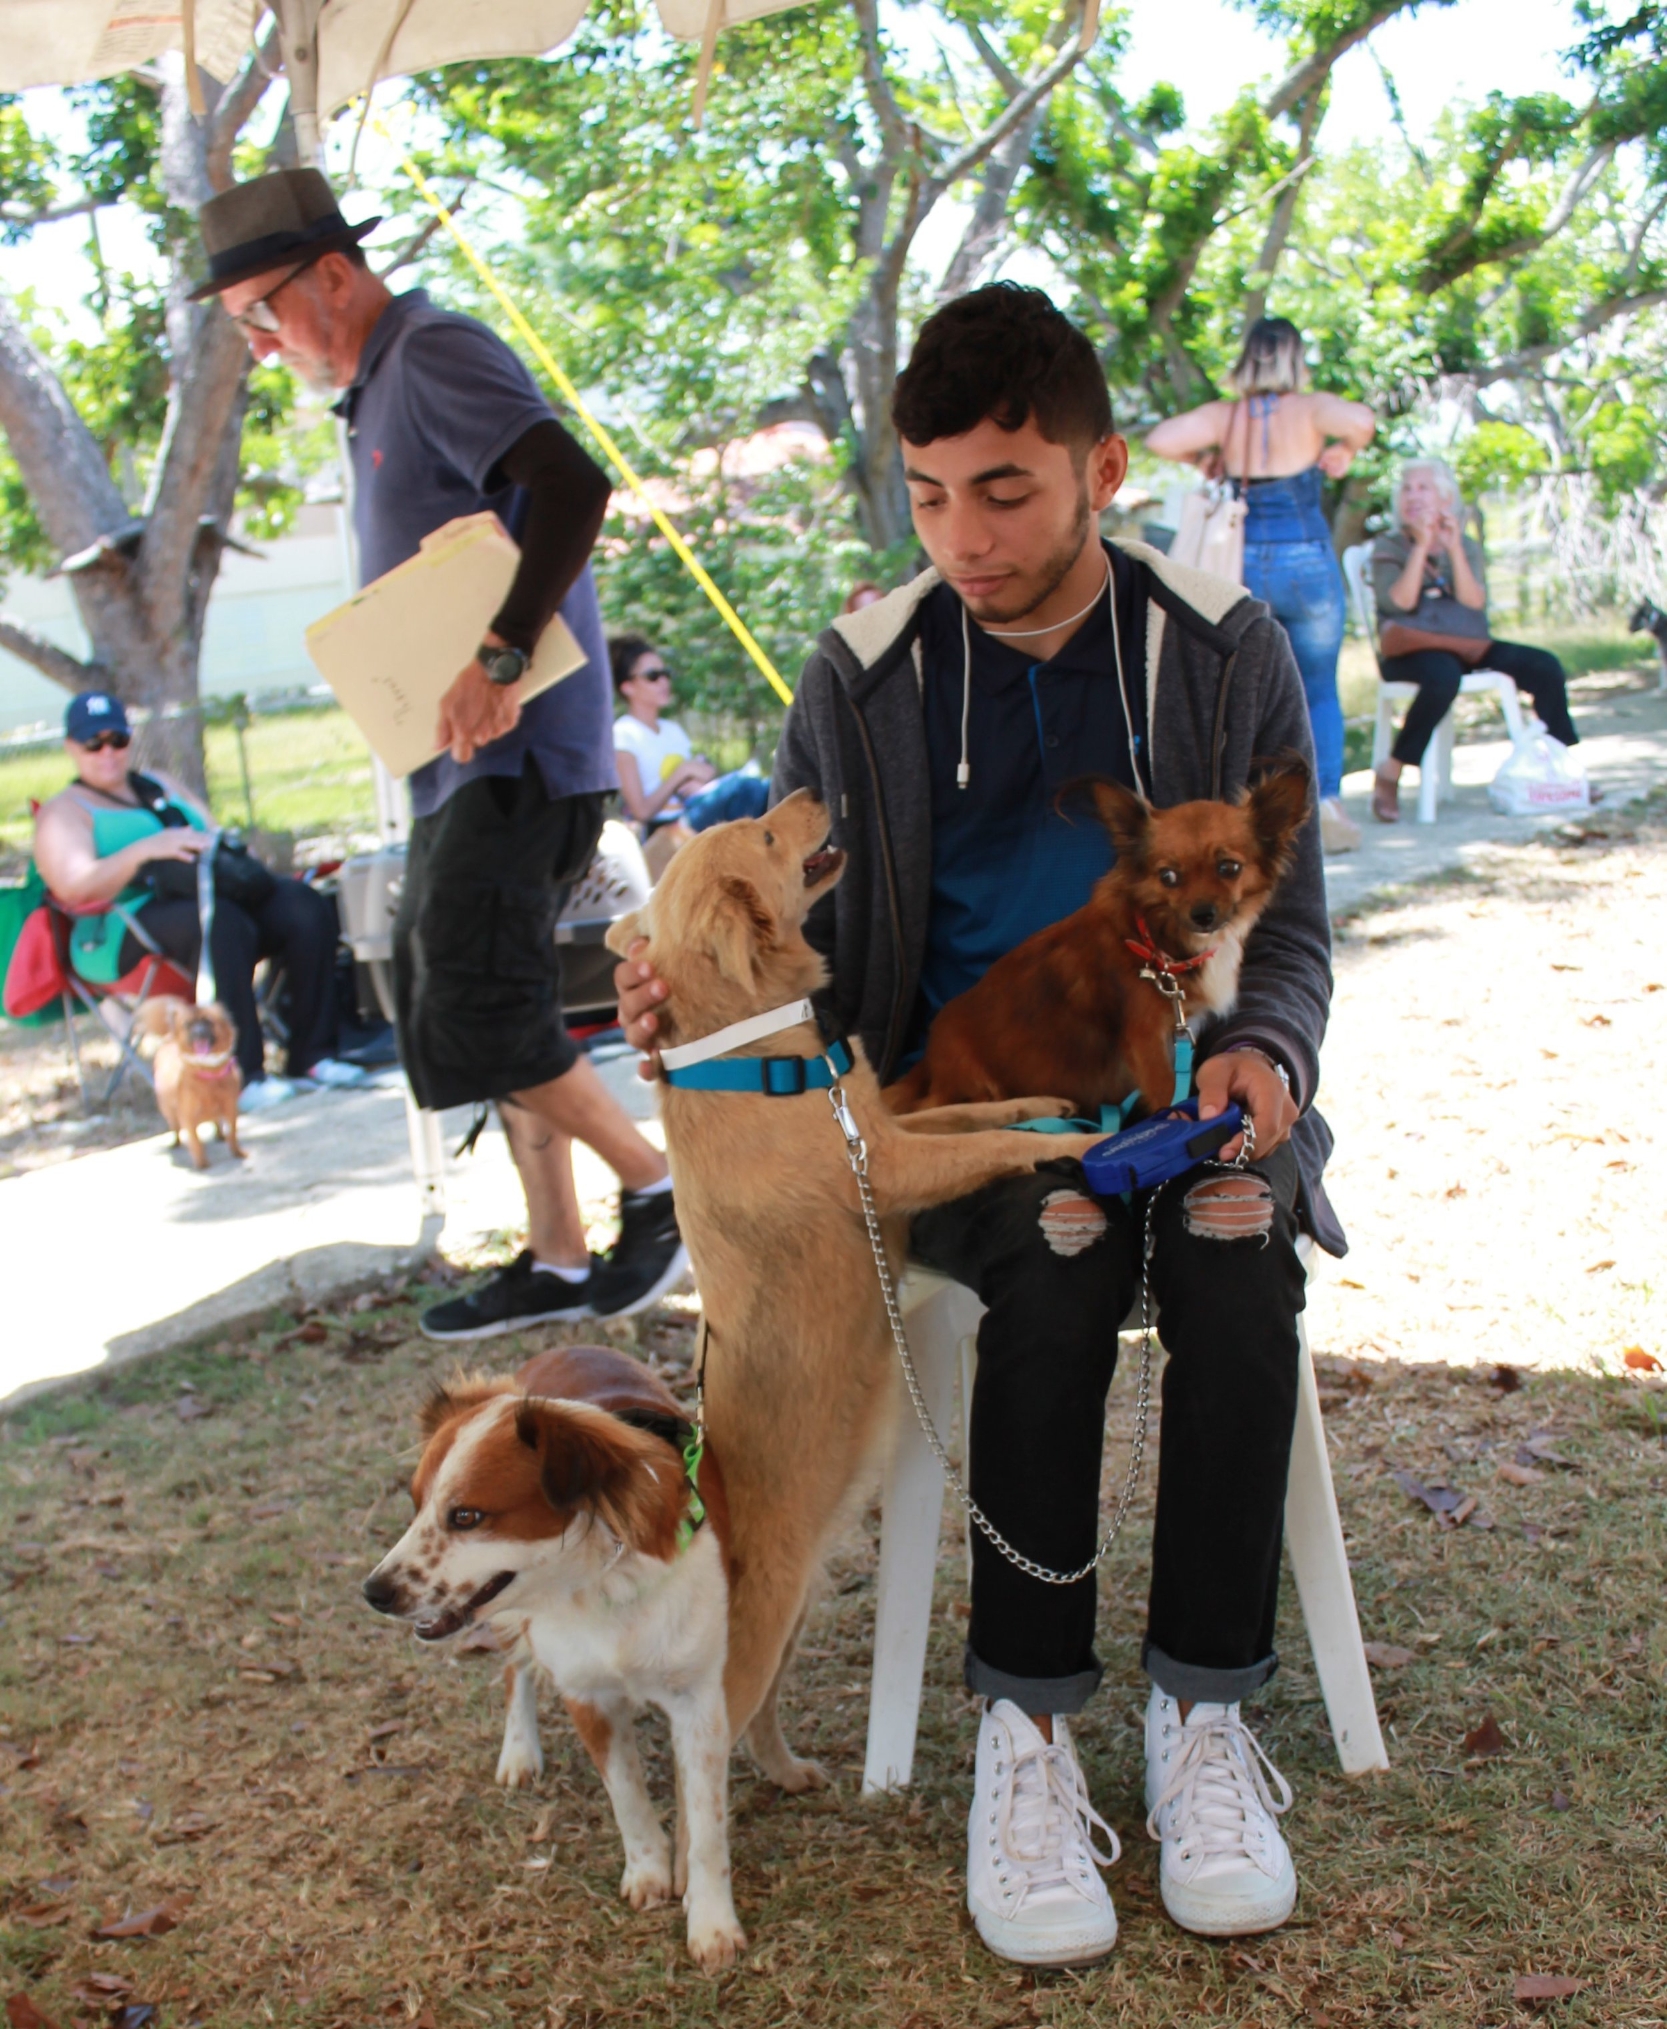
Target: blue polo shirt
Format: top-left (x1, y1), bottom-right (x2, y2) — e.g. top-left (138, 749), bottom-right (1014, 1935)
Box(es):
top-left (334, 289), bottom-right (617, 819)
top-left (903, 542), bottom-right (1149, 1063)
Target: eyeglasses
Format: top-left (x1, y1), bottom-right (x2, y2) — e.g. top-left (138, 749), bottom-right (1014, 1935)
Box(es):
top-left (78, 731), bottom-right (131, 753)
top-left (229, 251), bottom-right (324, 334)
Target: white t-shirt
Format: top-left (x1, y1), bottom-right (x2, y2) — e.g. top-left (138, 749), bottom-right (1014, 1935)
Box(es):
top-left (613, 713), bottom-right (694, 815)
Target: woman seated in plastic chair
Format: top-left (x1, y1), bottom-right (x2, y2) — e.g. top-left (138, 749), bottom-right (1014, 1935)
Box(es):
top-left (31, 690), bottom-right (363, 1111)
top-left (1369, 459), bottom-right (1580, 823)
top-left (608, 635), bottom-right (771, 869)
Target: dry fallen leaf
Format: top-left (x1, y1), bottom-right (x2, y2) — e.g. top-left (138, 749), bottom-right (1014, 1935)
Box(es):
top-left (5, 1996), bottom-right (60, 2029)
top-left (1363, 1643), bottom-right (1417, 1670)
top-left (1549, 1790), bottom-right (1571, 1811)
top-left (1463, 1713), bottom-right (1507, 1759)
top-left (1489, 1363), bottom-right (1523, 1392)
top-left (10, 1904), bottom-right (72, 1929)
top-left (1497, 1460), bottom-right (1545, 1487)
top-left (152, 1812), bottom-right (214, 1845)
top-left (1623, 1347), bottom-right (1663, 1373)
top-left (530, 1805), bottom-right (559, 1843)
top-left (1391, 1471), bottom-right (1465, 1518)
top-left (1584, 1258), bottom-right (1616, 1273)
top-left (69, 1975), bottom-right (132, 2000)
top-left (1514, 1973), bottom-right (1584, 2001)
top-left (173, 1396), bottom-right (213, 1422)
top-left (93, 1894), bottom-right (190, 1940)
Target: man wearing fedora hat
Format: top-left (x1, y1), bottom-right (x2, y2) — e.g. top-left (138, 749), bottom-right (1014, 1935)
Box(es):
top-left (195, 167), bottom-right (688, 1333)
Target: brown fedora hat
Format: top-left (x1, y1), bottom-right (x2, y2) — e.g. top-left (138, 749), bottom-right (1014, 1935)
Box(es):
top-left (189, 167), bottom-right (381, 301)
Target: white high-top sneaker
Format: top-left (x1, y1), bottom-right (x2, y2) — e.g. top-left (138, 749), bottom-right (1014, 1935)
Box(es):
top-left (966, 1700), bottom-right (1120, 1967)
top-left (1144, 1689), bottom-right (1297, 1935)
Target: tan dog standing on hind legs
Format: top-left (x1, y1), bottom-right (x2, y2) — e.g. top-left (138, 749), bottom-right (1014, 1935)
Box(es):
top-left (135, 996), bottom-right (244, 1169)
top-left (604, 790), bottom-right (1105, 1799)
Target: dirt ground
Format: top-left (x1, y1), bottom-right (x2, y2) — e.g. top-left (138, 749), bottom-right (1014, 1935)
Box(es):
top-left (1, 803), bottom-right (1664, 2029)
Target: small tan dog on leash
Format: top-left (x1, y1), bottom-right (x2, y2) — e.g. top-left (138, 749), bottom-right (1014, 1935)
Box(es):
top-left (135, 996), bottom-right (243, 1169)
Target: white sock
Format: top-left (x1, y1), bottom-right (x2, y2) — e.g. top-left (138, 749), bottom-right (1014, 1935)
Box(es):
top-left (630, 1173), bottom-right (673, 1199)
top-left (530, 1258), bottom-right (588, 1283)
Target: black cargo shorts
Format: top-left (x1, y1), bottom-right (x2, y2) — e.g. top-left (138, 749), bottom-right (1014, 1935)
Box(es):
top-left (392, 760), bottom-right (606, 1111)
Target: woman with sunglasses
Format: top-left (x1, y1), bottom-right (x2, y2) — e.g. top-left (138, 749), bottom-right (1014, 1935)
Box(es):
top-left (608, 635), bottom-right (770, 847)
top-left (31, 691), bottom-right (361, 1110)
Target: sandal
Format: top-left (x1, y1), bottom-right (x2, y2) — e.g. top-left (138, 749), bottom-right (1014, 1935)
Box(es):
top-left (1371, 768), bottom-right (1401, 824)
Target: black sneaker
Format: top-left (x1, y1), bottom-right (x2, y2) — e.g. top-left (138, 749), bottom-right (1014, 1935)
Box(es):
top-left (586, 1187), bottom-right (690, 1320)
top-left (419, 1251), bottom-right (595, 1342)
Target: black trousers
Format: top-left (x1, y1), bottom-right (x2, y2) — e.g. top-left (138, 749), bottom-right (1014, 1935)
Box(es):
top-left (392, 762), bottom-right (606, 1112)
top-left (121, 879), bottom-right (339, 1084)
top-left (1383, 637), bottom-right (1578, 765)
top-left (910, 1145), bottom-right (1306, 1715)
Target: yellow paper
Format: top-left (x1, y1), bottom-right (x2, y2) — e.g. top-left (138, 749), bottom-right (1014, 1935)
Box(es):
top-left (304, 513), bottom-right (587, 778)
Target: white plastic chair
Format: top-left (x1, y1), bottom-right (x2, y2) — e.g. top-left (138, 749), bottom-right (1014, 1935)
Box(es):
top-left (1341, 543), bottom-right (1526, 823)
top-left (862, 1246), bottom-right (1389, 1793)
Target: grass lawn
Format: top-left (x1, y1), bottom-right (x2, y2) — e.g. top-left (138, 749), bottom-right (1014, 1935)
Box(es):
top-left (0, 707), bottom-right (377, 855)
top-left (1, 1286), bottom-right (1662, 2028)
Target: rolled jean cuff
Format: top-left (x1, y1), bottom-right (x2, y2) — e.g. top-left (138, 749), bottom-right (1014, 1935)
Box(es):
top-left (964, 1644), bottom-right (1103, 1718)
top-left (1143, 1640), bottom-right (1279, 1705)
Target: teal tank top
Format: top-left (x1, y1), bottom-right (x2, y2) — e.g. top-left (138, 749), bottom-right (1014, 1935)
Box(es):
top-left (67, 790), bottom-right (205, 984)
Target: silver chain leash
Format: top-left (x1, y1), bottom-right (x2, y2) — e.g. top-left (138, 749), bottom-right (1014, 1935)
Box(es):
top-left (827, 1074), bottom-right (1163, 1587)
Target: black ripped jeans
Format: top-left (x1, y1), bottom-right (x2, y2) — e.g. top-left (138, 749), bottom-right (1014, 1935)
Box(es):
top-left (910, 1144), bottom-right (1306, 1715)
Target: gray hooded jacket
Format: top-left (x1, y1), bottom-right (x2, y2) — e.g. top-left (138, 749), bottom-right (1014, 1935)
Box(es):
top-left (770, 540), bottom-right (1345, 1254)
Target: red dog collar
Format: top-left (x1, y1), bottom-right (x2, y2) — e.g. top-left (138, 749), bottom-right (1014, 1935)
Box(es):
top-left (1124, 912), bottom-right (1216, 977)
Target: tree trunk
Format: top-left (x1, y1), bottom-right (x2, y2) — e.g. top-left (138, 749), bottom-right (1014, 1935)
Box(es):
top-left (0, 56), bottom-right (261, 799)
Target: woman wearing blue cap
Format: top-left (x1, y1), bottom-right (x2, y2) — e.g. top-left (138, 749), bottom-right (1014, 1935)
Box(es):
top-left (32, 691), bottom-right (361, 1108)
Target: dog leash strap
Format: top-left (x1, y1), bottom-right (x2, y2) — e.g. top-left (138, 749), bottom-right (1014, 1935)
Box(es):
top-left (658, 997), bottom-right (818, 1070)
top-left (662, 1038), bottom-right (855, 1095)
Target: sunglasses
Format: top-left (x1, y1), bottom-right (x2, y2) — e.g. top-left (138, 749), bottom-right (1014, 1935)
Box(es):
top-left (229, 250), bottom-right (325, 334)
top-left (78, 731), bottom-right (132, 753)
top-left (634, 665), bottom-right (674, 683)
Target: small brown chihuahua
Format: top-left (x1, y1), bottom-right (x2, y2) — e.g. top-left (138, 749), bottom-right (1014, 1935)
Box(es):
top-left (887, 759), bottom-right (1312, 1120)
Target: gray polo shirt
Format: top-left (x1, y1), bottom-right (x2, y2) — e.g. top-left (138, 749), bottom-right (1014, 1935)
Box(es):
top-left (335, 288), bottom-right (617, 819)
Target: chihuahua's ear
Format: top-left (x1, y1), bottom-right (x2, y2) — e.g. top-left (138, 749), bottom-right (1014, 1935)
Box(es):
top-left (706, 876), bottom-right (776, 987)
top-left (1244, 756), bottom-right (1313, 870)
top-left (1086, 777), bottom-right (1153, 864)
top-left (604, 906), bottom-right (646, 959)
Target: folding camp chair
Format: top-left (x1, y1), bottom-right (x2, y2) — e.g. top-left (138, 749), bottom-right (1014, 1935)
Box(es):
top-left (39, 895), bottom-right (193, 1112)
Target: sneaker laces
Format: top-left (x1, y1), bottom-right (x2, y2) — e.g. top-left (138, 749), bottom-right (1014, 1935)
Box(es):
top-left (992, 1721), bottom-right (1120, 1907)
top-left (1145, 1708), bottom-right (1292, 1881)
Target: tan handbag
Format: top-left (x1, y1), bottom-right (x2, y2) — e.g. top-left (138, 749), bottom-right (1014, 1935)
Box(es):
top-left (1378, 622), bottom-right (1489, 666)
top-left (1170, 483), bottom-right (1246, 585)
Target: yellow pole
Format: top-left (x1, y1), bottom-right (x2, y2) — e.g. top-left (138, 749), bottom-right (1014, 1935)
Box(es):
top-left (379, 124), bottom-right (795, 708)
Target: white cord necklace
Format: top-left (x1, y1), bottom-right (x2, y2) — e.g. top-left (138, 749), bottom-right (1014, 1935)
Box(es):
top-left (955, 551), bottom-right (1142, 794)
top-left (981, 558), bottom-right (1113, 639)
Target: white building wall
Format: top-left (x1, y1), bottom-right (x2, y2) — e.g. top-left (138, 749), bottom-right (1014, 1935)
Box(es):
top-left (0, 502), bottom-right (353, 733)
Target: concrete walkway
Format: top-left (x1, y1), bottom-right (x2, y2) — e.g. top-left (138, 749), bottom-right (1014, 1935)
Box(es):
top-left (3, 672), bottom-right (1660, 1411)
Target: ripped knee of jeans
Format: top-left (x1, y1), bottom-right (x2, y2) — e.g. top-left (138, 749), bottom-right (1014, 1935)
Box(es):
top-left (1182, 1172), bottom-right (1275, 1242)
top-left (1039, 1189), bottom-right (1108, 1257)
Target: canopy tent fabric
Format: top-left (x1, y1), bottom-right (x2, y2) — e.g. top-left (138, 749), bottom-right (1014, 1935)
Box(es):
top-left (0, 0), bottom-right (812, 135)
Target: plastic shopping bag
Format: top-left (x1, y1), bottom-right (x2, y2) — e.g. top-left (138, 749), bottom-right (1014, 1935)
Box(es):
top-left (1488, 726), bottom-right (1591, 816)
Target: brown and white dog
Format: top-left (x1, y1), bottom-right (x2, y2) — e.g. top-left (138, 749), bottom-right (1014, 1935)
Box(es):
top-left (602, 790), bottom-right (1105, 1802)
top-left (362, 1344), bottom-right (745, 1971)
top-left (135, 996), bottom-right (244, 1169)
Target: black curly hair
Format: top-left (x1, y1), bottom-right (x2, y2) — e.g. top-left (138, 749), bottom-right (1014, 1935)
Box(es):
top-left (891, 284), bottom-right (1114, 457)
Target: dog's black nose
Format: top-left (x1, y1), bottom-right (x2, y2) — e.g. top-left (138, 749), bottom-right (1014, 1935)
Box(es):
top-left (1190, 904), bottom-right (1219, 930)
top-left (362, 1573), bottom-right (397, 1613)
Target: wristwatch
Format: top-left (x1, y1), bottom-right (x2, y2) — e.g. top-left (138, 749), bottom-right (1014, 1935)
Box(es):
top-left (478, 641), bottom-right (529, 687)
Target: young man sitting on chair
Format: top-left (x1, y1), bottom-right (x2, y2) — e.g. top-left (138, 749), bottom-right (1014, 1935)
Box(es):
top-left (617, 285), bottom-right (1341, 1966)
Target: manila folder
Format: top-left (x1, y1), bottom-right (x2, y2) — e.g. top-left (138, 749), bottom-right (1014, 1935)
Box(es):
top-left (304, 512), bottom-right (587, 778)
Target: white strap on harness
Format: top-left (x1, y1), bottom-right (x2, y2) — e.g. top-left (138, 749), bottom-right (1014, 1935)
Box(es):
top-left (657, 997), bottom-right (818, 1072)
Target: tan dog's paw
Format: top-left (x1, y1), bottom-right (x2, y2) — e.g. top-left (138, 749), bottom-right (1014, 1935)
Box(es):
top-left (686, 1913), bottom-right (747, 1972)
top-left (1021, 1131), bottom-right (1107, 1166)
top-left (1005, 1096), bottom-right (1077, 1122)
top-left (772, 1754), bottom-right (829, 1795)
